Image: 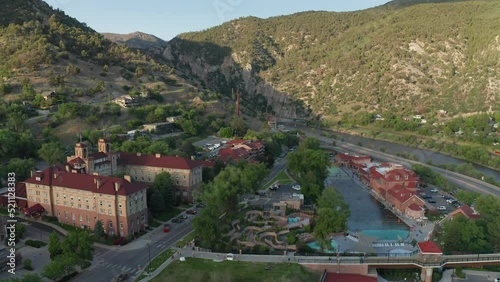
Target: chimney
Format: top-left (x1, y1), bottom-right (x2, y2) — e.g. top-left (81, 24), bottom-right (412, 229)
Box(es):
top-left (31, 170), bottom-right (36, 177)
top-left (96, 178), bottom-right (102, 189)
top-left (137, 152), bottom-right (141, 156)
top-left (93, 172), bottom-right (99, 175)
top-left (65, 165), bottom-right (70, 172)
top-left (191, 155), bottom-right (195, 160)
top-left (53, 173), bottom-right (58, 179)
top-left (114, 182), bottom-right (120, 192)
top-left (124, 175), bottom-right (132, 182)
top-left (155, 153), bottom-right (161, 158)
top-left (176, 155), bottom-right (180, 157)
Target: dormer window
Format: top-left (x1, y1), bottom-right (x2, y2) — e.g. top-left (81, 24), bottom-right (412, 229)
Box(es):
top-left (35, 176), bottom-right (41, 181)
top-left (395, 176), bottom-right (400, 180)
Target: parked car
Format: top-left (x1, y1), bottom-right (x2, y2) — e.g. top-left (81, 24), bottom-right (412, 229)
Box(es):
top-left (179, 214), bottom-right (188, 219)
top-left (292, 184), bottom-right (301, 191)
top-left (430, 188), bottom-right (439, 193)
top-left (226, 253), bottom-right (234, 261)
top-left (172, 218), bottom-right (183, 223)
top-left (446, 199), bottom-right (456, 204)
top-left (427, 200), bottom-right (437, 204)
top-left (186, 209), bottom-right (197, 215)
top-left (422, 195), bottom-right (432, 199)
top-left (269, 184), bottom-right (279, 190)
top-left (437, 206), bottom-right (446, 211)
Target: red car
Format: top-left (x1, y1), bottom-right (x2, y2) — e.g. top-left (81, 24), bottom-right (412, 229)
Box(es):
top-left (186, 209), bottom-right (197, 215)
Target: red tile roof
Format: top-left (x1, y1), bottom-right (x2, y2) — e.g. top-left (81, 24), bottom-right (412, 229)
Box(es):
top-left (387, 185), bottom-right (413, 204)
top-left (325, 273), bottom-right (377, 282)
top-left (452, 204), bottom-right (481, 219)
top-left (408, 203), bottom-right (423, 211)
top-left (247, 140), bottom-right (264, 149)
top-left (118, 152), bottom-right (202, 170)
top-left (24, 203), bottom-right (45, 215)
top-left (417, 241), bottom-right (443, 254)
top-left (193, 160), bottom-right (216, 168)
top-left (217, 148), bottom-right (249, 162)
top-left (68, 157), bottom-right (85, 165)
top-left (17, 199), bottom-right (28, 209)
top-left (15, 182), bottom-right (26, 198)
top-left (336, 153), bottom-right (371, 162)
top-left (24, 167), bottom-right (148, 196)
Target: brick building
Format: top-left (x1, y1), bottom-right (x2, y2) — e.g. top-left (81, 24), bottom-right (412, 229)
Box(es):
top-left (368, 163), bottom-right (420, 196)
top-left (23, 167), bottom-right (148, 237)
top-left (117, 152), bottom-right (203, 203)
top-left (335, 153), bottom-right (372, 169)
top-left (449, 204), bottom-right (481, 220)
top-left (217, 139), bottom-right (265, 163)
top-left (385, 185), bottom-right (425, 219)
top-left (66, 139), bottom-right (207, 203)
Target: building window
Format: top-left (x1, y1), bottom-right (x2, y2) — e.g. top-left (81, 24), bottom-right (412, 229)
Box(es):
top-left (108, 210), bottom-right (112, 215)
top-left (44, 192), bottom-right (48, 197)
top-left (70, 196), bottom-right (73, 200)
top-left (108, 204), bottom-right (111, 208)
top-left (56, 200), bottom-right (60, 205)
top-left (119, 209), bottom-right (123, 215)
top-left (120, 222), bottom-right (123, 229)
top-left (99, 201), bottom-right (103, 207)
top-left (64, 212), bottom-right (67, 219)
top-left (78, 204), bottom-right (81, 209)
top-left (141, 215), bottom-right (145, 222)
top-left (176, 181), bottom-right (179, 185)
top-left (100, 209), bottom-right (105, 214)
top-left (80, 215), bottom-right (83, 221)
top-left (57, 211), bottom-right (60, 216)
top-left (109, 222), bottom-right (113, 228)
top-left (85, 198), bottom-right (89, 203)
top-left (86, 205), bottom-right (89, 210)
top-left (72, 213), bottom-right (75, 220)
top-left (44, 199), bottom-right (48, 204)
top-left (36, 191), bottom-right (40, 196)
top-left (71, 202), bottom-right (74, 207)
top-left (119, 203), bottom-right (122, 208)
top-left (63, 194), bottom-right (66, 199)
top-left (78, 197), bottom-right (81, 202)
top-left (183, 175), bottom-right (186, 179)
top-left (36, 197), bottom-right (40, 202)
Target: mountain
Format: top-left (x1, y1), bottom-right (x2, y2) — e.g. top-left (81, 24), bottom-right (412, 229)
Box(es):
top-left (102, 31), bottom-right (168, 52)
top-left (0, 0), bottom-right (190, 143)
top-left (164, 0), bottom-right (500, 120)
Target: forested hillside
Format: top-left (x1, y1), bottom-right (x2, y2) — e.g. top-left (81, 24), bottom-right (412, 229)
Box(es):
top-left (165, 0), bottom-right (500, 119)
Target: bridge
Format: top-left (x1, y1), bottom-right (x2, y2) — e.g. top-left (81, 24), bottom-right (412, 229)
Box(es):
top-left (298, 253), bottom-right (500, 282)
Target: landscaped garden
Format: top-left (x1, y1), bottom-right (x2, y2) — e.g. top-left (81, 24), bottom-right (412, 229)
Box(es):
top-left (150, 258), bottom-right (320, 282)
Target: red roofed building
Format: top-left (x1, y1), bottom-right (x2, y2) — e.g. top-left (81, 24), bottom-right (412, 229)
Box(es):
top-left (449, 204), bottom-right (481, 220)
top-left (385, 185), bottom-right (425, 219)
top-left (66, 139), bottom-right (209, 203)
top-left (217, 139), bottom-right (265, 163)
top-left (369, 163), bottom-right (420, 196)
top-left (66, 139), bottom-right (118, 176)
top-left (324, 273), bottom-right (377, 282)
top-left (23, 167), bottom-right (148, 237)
top-left (417, 241), bottom-right (443, 255)
top-left (336, 153), bottom-right (372, 169)
top-left (117, 152), bottom-right (203, 203)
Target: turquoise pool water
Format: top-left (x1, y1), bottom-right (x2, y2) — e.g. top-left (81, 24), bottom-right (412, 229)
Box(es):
top-left (361, 229), bottom-right (410, 240)
top-left (307, 240), bottom-right (338, 253)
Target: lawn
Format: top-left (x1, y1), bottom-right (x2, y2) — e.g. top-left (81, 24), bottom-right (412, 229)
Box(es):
top-left (153, 208), bottom-right (183, 222)
top-left (150, 258), bottom-right (320, 282)
top-left (262, 169), bottom-right (294, 189)
top-left (174, 231), bottom-right (196, 248)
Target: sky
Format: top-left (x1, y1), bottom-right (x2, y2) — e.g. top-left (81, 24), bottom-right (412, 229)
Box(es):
top-left (43, 0), bottom-right (390, 41)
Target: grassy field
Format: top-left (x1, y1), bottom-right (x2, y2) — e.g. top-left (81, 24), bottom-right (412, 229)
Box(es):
top-left (262, 169), bottom-right (294, 189)
top-left (174, 231), bottom-right (197, 248)
top-left (150, 258), bottom-right (320, 282)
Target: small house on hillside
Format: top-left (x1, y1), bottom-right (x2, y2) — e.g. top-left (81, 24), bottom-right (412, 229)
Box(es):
top-left (41, 90), bottom-right (56, 101)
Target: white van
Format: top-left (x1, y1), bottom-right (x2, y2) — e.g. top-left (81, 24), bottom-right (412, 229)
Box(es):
top-left (226, 253), bottom-right (234, 261)
top-left (437, 206), bottom-right (446, 211)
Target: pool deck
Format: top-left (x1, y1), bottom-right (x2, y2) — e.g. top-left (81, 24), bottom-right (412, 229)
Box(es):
top-left (325, 166), bottom-right (436, 256)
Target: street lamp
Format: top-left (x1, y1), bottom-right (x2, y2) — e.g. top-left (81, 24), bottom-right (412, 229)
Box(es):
top-left (147, 243), bottom-right (152, 274)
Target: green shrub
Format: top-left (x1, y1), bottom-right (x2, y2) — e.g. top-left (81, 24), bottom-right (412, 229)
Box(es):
top-left (81, 260), bottom-right (91, 269)
top-left (25, 240), bottom-right (47, 248)
top-left (23, 258), bottom-right (33, 270)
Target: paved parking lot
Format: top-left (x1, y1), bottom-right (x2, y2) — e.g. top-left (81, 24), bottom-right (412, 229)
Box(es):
top-left (192, 136), bottom-right (228, 148)
top-left (418, 186), bottom-right (460, 213)
top-left (247, 182), bottom-right (301, 208)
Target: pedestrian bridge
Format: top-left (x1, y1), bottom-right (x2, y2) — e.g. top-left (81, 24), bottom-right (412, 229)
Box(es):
top-left (300, 253), bottom-right (500, 282)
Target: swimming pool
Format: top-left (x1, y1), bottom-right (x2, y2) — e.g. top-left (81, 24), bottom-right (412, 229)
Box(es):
top-left (307, 240), bottom-right (338, 253)
top-left (361, 229), bottom-right (410, 240)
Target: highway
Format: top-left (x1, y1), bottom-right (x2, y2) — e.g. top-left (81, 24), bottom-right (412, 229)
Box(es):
top-left (281, 121), bottom-right (500, 196)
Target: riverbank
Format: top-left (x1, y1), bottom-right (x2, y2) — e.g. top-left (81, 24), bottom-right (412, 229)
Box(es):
top-left (329, 126), bottom-right (500, 179)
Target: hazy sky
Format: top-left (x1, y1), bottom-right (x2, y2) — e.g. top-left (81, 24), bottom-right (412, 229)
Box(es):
top-left (43, 0), bottom-right (389, 40)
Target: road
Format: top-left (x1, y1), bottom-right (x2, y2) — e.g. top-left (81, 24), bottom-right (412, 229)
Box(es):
top-left (281, 122), bottom-right (500, 196)
top-left (74, 216), bottom-right (195, 282)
